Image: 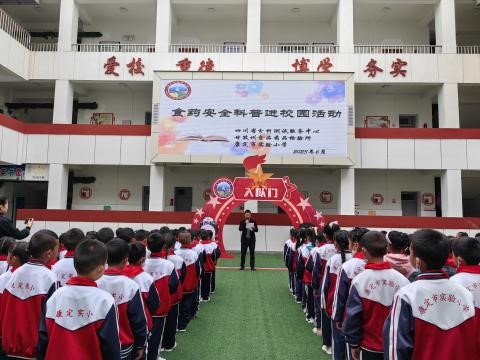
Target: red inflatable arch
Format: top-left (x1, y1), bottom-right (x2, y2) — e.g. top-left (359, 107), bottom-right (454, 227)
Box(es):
top-left (191, 171), bottom-right (325, 258)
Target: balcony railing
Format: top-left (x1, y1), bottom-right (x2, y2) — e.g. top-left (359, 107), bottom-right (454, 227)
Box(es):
top-left (169, 43), bottom-right (246, 53)
top-left (72, 43), bottom-right (155, 53)
top-left (354, 45), bottom-right (442, 54)
top-left (261, 44), bottom-right (338, 54)
top-left (457, 46), bottom-right (480, 54)
top-left (0, 8), bottom-right (31, 47)
top-left (29, 42), bottom-right (58, 52)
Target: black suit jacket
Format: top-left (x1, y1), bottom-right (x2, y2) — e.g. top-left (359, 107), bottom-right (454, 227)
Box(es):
top-left (239, 219), bottom-right (258, 242)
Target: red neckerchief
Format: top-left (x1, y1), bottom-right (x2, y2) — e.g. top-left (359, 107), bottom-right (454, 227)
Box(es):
top-left (10, 266), bottom-right (18, 272)
top-left (417, 271), bottom-right (449, 280)
top-left (181, 244), bottom-right (195, 249)
top-left (445, 255), bottom-right (456, 268)
top-left (366, 262), bottom-right (391, 270)
top-left (104, 268), bottom-right (124, 276)
top-left (0, 255), bottom-right (7, 261)
top-left (67, 276), bottom-right (97, 287)
top-left (354, 252), bottom-right (365, 259)
top-left (192, 240), bottom-right (199, 246)
top-left (457, 265), bottom-right (480, 275)
top-left (150, 251), bottom-right (166, 258)
top-left (167, 250), bottom-right (176, 256)
top-left (123, 265), bottom-right (144, 278)
top-left (65, 250), bottom-right (75, 258)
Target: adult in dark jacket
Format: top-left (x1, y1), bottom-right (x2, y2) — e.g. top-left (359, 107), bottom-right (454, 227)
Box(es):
top-left (0, 196), bottom-right (33, 239)
top-left (238, 210), bottom-right (258, 271)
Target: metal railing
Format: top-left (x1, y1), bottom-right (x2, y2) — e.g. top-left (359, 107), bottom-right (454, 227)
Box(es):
top-left (29, 42), bottom-right (58, 52)
top-left (169, 43), bottom-right (246, 53)
top-left (0, 8), bottom-right (31, 47)
top-left (354, 45), bottom-right (442, 54)
top-left (261, 44), bottom-right (338, 54)
top-left (457, 46), bottom-right (480, 54)
top-left (72, 43), bottom-right (156, 52)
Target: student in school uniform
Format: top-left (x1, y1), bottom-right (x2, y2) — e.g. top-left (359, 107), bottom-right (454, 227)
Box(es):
top-left (175, 231), bottom-right (200, 332)
top-left (96, 239), bottom-right (147, 360)
top-left (52, 228), bottom-right (86, 287)
top-left (287, 229), bottom-right (298, 298)
top-left (332, 228), bottom-right (369, 338)
top-left (384, 229), bottom-right (478, 360)
top-left (37, 239), bottom-right (121, 360)
top-left (2, 230), bottom-right (59, 359)
top-left (343, 231), bottom-right (409, 360)
top-left (200, 229), bottom-right (221, 302)
top-left (309, 230), bottom-right (325, 336)
top-left (313, 222), bottom-right (340, 355)
top-left (301, 228), bottom-right (317, 324)
top-left (162, 233), bottom-right (185, 352)
top-left (322, 230), bottom-right (352, 360)
top-left (123, 242), bottom-right (160, 340)
top-left (384, 231), bottom-right (415, 279)
top-left (450, 236), bottom-right (480, 354)
top-left (191, 230), bottom-right (205, 317)
top-left (0, 237), bottom-right (15, 275)
top-left (0, 242), bottom-right (29, 360)
top-left (295, 228), bottom-right (308, 310)
top-left (284, 229), bottom-right (296, 292)
top-left (144, 232), bottom-right (179, 360)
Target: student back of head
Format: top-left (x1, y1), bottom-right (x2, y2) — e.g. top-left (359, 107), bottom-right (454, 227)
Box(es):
top-left (0, 237), bottom-right (15, 275)
top-left (52, 228), bottom-right (86, 287)
top-left (37, 239), bottom-right (121, 360)
top-left (384, 231), bottom-right (415, 279)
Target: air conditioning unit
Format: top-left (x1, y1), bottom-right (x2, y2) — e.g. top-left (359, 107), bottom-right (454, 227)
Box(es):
top-left (0, 0), bottom-right (40, 4)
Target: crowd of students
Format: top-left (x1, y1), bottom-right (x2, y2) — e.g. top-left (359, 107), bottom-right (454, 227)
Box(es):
top-left (0, 225), bottom-right (221, 360)
top-left (284, 223), bottom-right (480, 360)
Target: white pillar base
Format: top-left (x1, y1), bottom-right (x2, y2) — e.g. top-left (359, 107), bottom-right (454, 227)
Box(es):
top-left (441, 169), bottom-right (463, 217)
top-left (149, 165), bottom-right (165, 211)
top-left (47, 164), bottom-right (69, 209)
top-left (339, 168), bottom-right (355, 215)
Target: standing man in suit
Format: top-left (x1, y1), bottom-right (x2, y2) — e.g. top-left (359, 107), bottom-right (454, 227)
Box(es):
top-left (239, 210), bottom-right (258, 271)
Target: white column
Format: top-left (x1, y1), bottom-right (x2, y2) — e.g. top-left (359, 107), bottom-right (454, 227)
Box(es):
top-left (438, 83), bottom-right (459, 128)
top-left (47, 164), bottom-right (69, 209)
top-left (441, 170), bottom-right (463, 217)
top-left (435, 0), bottom-right (457, 54)
top-left (337, 0), bottom-right (354, 53)
top-left (156, 0), bottom-right (172, 53)
top-left (149, 165), bottom-right (165, 211)
top-left (52, 80), bottom-right (74, 124)
top-left (339, 168), bottom-right (355, 215)
top-left (246, 0), bottom-right (261, 53)
top-left (58, 0), bottom-right (78, 52)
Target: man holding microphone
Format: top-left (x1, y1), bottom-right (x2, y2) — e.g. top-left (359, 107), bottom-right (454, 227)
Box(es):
top-left (239, 210), bottom-right (258, 271)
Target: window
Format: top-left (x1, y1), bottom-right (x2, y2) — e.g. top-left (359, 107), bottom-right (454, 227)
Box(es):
top-left (399, 115), bottom-right (417, 128)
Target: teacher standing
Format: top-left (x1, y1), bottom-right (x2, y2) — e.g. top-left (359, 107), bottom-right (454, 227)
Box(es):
top-left (239, 210), bottom-right (258, 271)
top-left (0, 196), bottom-right (33, 239)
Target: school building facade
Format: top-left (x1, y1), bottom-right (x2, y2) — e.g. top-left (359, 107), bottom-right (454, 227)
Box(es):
top-left (0, 0), bottom-right (479, 251)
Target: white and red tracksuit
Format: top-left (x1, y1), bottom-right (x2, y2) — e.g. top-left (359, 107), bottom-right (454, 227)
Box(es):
top-left (0, 266), bottom-right (17, 339)
top-left (332, 252), bottom-right (366, 324)
top-left (37, 276), bottom-right (121, 360)
top-left (0, 255), bottom-right (8, 275)
top-left (96, 268), bottom-right (147, 357)
top-left (384, 271), bottom-right (478, 360)
top-left (144, 253), bottom-right (179, 360)
top-left (122, 264), bottom-right (160, 332)
top-left (450, 265), bottom-right (480, 354)
top-left (343, 262), bottom-right (409, 356)
top-left (51, 250), bottom-right (76, 287)
top-left (1, 260), bottom-right (57, 359)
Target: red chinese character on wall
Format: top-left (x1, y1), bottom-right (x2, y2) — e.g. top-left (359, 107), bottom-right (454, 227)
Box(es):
top-left (390, 58), bottom-right (408, 77)
top-left (363, 58), bottom-right (383, 78)
top-left (127, 57), bottom-right (145, 76)
top-left (292, 57), bottom-right (310, 72)
top-left (317, 57), bottom-right (333, 72)
top-left (104, 56), bottom-right (120, 77)
top-left (198, 58), bottom-right (214, 72)
top-left (176, 58), bottom-right (192, 71)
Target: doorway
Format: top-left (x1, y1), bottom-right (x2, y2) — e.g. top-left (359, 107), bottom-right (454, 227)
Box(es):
top-left (174, 187), bottom-right (192, 212)
top-left (401, 192), bottom-right (419, 216)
